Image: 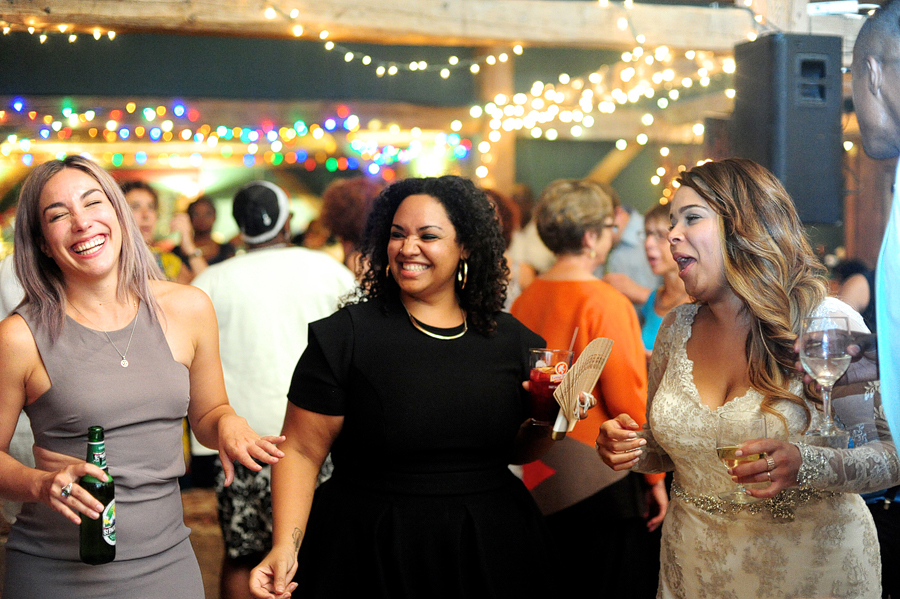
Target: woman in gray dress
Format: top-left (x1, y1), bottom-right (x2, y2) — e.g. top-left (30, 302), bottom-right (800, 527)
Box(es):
top-left (0, 156), bottom-right (283, 597)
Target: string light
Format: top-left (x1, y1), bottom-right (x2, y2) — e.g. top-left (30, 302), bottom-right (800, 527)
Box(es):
top-left (0, 97), bottom-right (474, 181)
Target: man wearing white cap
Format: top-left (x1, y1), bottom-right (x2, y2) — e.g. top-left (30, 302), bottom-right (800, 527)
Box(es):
top-left (192, 181), bottom-right (356, 599)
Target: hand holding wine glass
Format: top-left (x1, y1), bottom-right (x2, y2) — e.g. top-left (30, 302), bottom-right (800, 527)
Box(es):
top-left (716, 410), bottom-right (767, 504)
top-left (799, 316), bottom-right (852, 447)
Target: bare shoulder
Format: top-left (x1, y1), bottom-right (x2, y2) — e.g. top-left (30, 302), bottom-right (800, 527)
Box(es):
top-left (151, 280), bottom-right (214, 320)
top-left (0, 313), bottom-right (40, 372)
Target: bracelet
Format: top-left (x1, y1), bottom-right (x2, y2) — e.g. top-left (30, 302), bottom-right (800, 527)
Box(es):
top-left (794, 442), bottom-right (829, 488)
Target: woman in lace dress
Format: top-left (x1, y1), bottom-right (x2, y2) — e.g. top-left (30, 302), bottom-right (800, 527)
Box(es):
top-left (596, 158), bottom-right (899, 599)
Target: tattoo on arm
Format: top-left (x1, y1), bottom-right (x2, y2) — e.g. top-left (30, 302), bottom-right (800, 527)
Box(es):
top-left (291, 527), bottom-right (303, 552)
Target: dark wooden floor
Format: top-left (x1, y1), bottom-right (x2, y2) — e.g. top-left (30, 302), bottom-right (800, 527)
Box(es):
top-left (0, 488), bottom-right (225, 599)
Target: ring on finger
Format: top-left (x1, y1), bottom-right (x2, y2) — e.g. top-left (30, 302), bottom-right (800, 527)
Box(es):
top-left (766, 471), bottom-right (772, 482)
top-left (60, 482), bottom-right (73, 499)
top-left (765, 455), bottom-right (776, 472)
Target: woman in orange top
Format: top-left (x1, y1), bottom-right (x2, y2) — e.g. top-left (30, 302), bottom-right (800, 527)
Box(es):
top-left (511, 179), bottom-right (666, 598)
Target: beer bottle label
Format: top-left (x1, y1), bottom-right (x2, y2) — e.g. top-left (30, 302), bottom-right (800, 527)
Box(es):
top-left (88, 440), bottom-right (107, 470)
top-left (102, 499), bottom-right (116, 546)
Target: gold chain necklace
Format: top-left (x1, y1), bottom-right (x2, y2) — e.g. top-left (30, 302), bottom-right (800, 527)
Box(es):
top-left (69, 300), bottom-right (140, 367)
top-left (404, 306), bottom-right (467, 340)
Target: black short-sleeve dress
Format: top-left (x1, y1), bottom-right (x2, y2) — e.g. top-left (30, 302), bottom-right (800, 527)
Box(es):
top-left (288, 297), bottom-right (558, 598)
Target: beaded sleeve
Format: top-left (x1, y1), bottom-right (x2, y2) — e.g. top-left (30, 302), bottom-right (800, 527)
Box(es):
top-left (632, 309), bottom-right (678, 475)
top-left (793, 298), bottom-right (900, 492)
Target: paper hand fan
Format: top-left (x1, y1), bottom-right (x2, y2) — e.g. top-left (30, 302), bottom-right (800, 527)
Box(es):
top-left (551, 337), bottom-right (614, 440)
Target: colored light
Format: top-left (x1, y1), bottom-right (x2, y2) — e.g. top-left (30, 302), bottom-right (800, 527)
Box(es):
top-left (271, 153), bottom-right (283, 166)
top-left (266, 130), bottom-right (278, 142)
top-left (295, 149), bottom-right (308, 162)
top-left (173, 104), bottom-right (186, 117)
top-left (294, 121), bottom-right (308, 136)
top-left (22, 154), bottom-right (34, 166)
top-left (304, 158), bottom-right (316, 171)
top-left (39, 129), bottom-right (50, 139)
top-left (368, 163), bottom-right (380, 175)
top-left (243, 154), bottom-right (256, 167)
top-left (324, 118), bottom-right (336, 131)
top-left (112, 154), bottom-right (124, 167)
top-left (119, 128), bottom-right (130, 140)
top-left (325, 157), bottom-right (338, 171)
top-left (143, 107), bottom-right (156, 121)
top-left (135, 151), bottom-right (147, 165)
top-left (149, 127), bottom-right (162, 141)
top-left (336, 105), bottom-right (350, 118)
top-left (347, 157), bottom-right (359, 170)
top-left (187, 109), bottom-right (199, 122)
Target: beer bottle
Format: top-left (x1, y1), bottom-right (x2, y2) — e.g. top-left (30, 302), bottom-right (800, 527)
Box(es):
top-left (79, 425), bottom-right (116, 565)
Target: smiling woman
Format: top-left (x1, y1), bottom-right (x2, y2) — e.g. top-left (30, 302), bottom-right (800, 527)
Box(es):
top-left (0, 156), bottom-right (284, 599)
top-left (250, 175), bottom-right (563, 599)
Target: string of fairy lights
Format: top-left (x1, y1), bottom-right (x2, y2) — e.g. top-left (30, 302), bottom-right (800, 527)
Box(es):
top-left (0, 98), bottom-right (474, 183)
top-left (1, 0), bottom-right (844, 202)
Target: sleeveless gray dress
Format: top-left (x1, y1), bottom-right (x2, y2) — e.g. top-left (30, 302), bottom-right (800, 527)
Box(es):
top-left (3, 302), bottom-right (203, 599)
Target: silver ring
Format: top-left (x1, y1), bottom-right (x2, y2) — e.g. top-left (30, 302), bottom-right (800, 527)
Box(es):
top-left (766, 456), bottom-right (776, 472)
top-left (60, 482), bottom-right (73, 499)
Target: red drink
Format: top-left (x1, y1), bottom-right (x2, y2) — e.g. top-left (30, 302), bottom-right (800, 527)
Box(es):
top-left (529, 366), bottom-right (562, 424)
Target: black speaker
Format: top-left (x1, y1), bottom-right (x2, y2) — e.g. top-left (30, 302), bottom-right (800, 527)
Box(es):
top-left (731, 33), bottom-right (843, 224)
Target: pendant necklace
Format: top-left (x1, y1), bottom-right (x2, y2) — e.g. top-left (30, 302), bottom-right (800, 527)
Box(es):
top-left (70, 300), bottom-right (140, 367)
top-left (403, 305), bottom-right (467, 341)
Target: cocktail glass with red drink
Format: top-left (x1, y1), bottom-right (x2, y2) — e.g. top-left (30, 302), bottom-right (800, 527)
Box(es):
top-left (528, 348), bottom-right (574, 425)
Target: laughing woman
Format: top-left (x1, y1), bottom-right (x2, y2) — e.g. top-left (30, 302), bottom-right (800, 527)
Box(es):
top-left (0, 156), bottom-right (283, 598)
top-left (251, 175), bottom-right (560, 599)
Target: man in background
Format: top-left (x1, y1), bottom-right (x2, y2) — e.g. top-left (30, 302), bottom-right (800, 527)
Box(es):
top-left (851, 4), bottom-right (900, 595)
top-left (192, 181), bottom-right (356, 599)
top-left (592, 185), bottom-right (660, 311)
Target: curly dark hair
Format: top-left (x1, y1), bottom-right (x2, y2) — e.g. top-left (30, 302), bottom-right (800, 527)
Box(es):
top-left (355, 175), bottom-right (509, 335)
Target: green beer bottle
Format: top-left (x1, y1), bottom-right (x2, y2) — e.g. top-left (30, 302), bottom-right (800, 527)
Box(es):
top-left (79, 426), bottom-right (116, 565)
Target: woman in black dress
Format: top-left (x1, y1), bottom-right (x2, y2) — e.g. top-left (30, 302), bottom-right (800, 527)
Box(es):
top-left (250, 176), bottom-right (562, 599)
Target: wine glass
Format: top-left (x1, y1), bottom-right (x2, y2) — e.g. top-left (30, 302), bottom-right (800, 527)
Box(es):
top-left (716, 410), bottom-right (767, 504)
top-left (799, 316), bottom-right (852, 447)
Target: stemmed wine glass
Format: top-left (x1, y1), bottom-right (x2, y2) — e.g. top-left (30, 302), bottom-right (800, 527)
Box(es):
top-left (799, 316), bottom-right (852, 447)
top-left (716, 410), bottom-right (767, 504)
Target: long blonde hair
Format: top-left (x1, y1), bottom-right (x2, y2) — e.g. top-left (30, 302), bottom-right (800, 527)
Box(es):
top-left (14, 156), bottom-right (162, 339)
top-left (676, 158), bottom-right (827, 429)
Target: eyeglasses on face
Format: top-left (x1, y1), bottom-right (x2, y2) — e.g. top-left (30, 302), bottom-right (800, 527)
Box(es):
top-left (642, 230), bottom-right (669, 241)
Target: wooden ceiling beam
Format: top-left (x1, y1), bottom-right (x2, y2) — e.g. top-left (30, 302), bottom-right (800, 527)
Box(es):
top-left (1, 0), bottom-right (760, 51)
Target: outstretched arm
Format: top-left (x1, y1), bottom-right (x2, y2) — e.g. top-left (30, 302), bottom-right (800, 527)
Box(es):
top-left (250, 404), bottom-right (342, 599)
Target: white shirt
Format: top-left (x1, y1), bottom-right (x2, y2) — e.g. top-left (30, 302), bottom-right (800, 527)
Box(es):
top-left (191, 246), bottom-right (356, 455)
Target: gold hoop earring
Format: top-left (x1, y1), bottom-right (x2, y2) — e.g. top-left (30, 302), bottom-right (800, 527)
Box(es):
top-left (386, 264), bottom-right (391, 278)
top-left (457, 259), bottom-right (468, 289)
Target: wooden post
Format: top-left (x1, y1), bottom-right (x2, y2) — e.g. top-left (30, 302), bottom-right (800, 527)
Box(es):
top-left (845, 147), bottom-right (896, 268)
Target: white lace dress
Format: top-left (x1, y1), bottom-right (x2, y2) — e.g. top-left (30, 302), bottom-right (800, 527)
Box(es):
top-left (636, 299), bottom-right (899, 599)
